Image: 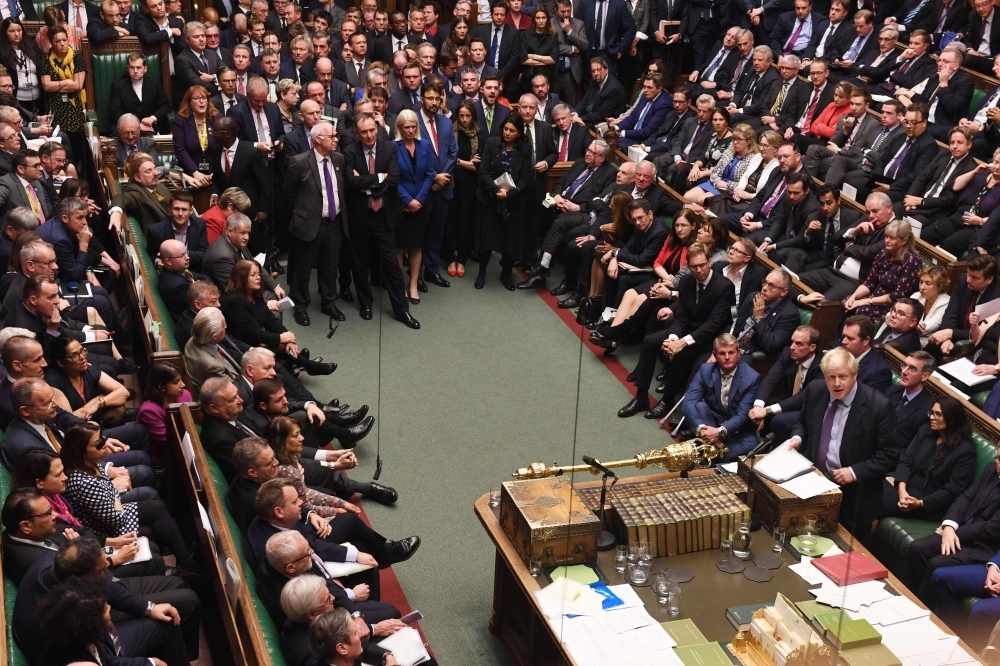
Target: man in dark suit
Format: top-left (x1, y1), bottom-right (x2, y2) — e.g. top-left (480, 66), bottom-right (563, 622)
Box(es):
top-left (848, 26), bottom-right (901, 89)
top-left (210, 67), bottom-right (245, 114)
top-left (759, 172), bottom-right (823, 262)
top-left (802, 0), bottom-right (853, 64)
top-left (113, 115), bottom-right (158, 171)
top-left (885, 29), bottom-right (936, 91)
top-left (283, 121), bottom-right (347, 326)
top-left (788, 184), bottom-right (861, 273)
top-left (87, 0), bottom-right (129, 43)
top-left (904, 452), bottom-right (1000, 601)
top-left (846, 102), bottom-right (940, 203)
top-left (601, 199), bottom-right (669, 306)
top-left (198, 377), bottom-right (261, 481)
top-left (903, 49), bottom-right (975, 141)
top-left (873, 297), bottom-right (923, 354)
top-left (883, 351), bottom-right (935, 450)
top-left (145, 193), bottom-right (209, 271)
top-left (927, 254), bottom-right (1000, 358)
top-left (107, 55), bottom-right (171, 135)
top-left (476, 1), bottom-right (522, 90)
top-left (732, 268), bottom-right (802, 361)
top-left (612, 74), bottom-right (672, 149)
top-left (342, 113), bottom-right (418, 330)
top-left (516, 94), bottom-right (558, 269)
top-left (840, 314), bottom-right (894, 393)
top-left (205, 21), bottom-right (232, 63)
top-left (0, 149), bottom-right (47, 224)
top-left (577, 0), bottom-right (636, 74)
top-left (518, 140), bottom-right (617, 290)
top-left (641, 88), bottom-right (693, 160)
top-left (279, 34), bottom-right (316, 86)
top-left (728, 47), bottom-right (781, 121)
top-left (920, 0), bottom-right (969, 41)
top-left (201, 214), bottom-right (284, 300)
top-left (655, 93), bottom-right (714, 183)
top-left (0, 126), bottom-right (17, 177)
top-left (175, 21), bottom-right (223, 95)
top-left (683, 335), bottom-right (762, 461)
top-left (830, 10), bottom-right (879, 81)
top-left (156, 239), bottom-right (208, 319)
top-left (207, 116), bottom-right (271, 254)
top-left (574, 58), bottom-right (627, 127)
top-left (730, 142), bottom-right (809, 240)
top-left (788, 346), bottom-right (897, 537)
top-left (894, 127), bottom-right (977, 224)
top-left (680, 0), bottom-right (720, 70)
top-left (134, 0), bottom-right (184, 60)
top-left (415, 83), bottom-right (458, 288)
top-left (685, 27), bottom-right (741, 97)
top-left (802, 89), bottom-right (884, 181)
top-left (770, 0), bottom-right (829, 59)
top-left (554, 0), bottom-right (589, 105)
top-left (475, 73), bottom-right (510, 138)
top-left (748, 325), bottom-right (824, 438)
top-left (963, 0), bottom-right (1000, 74)
top-left (386, 60), bottom-right (422, 115)
top-left (619, 242), bottom-right (736, 418)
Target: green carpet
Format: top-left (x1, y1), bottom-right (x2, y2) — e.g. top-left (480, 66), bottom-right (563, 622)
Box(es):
top-left (282, 262), bottom-right (667, 664)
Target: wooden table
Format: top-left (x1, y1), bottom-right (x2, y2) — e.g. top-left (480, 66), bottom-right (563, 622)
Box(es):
top-left (475, 471), bottom-right (982, 666)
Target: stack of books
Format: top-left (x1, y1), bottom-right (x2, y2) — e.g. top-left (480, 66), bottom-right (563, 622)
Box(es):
top-left (576, 475), bottom-right (747, 513)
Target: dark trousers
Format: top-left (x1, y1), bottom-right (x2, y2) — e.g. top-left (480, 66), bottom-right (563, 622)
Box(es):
top-left (119, 574), bottom-right (201, 659)
top-left (921, 211), bottom-right (975, 256)
top-left (604, 270), bottom-right (652, 308)
top-left (421, 191), bottom-right (450, 276)
top-left (338, 234), bottom-right (354, 293)
top-left (799, 265), bottom-right (859, 301)
top-left (631, 322), bottom-right (672, 406)
top-left (965, 53), bottom-right (996, 75)
top-left (114, 539), bottom-right (167, 578)
top-left (770, 248), bottom-right (828, 274)
top-left (350, 211), bottom-right (409, 316)
top-left (565, 238), bottom-right (600, 290)
top-left (137, 499), bottom-right (198, 572)
top-left (931, 564), bottom-right (1000, 648)
top-left (288, 215), bottom-right (343, 313)
top-left (542, 212), bottom-right (590, 256)
top-left (114, 616), bottom-right (190, 666)
top-left (553, 69), bottom-right (579, 107)
top-left (302, 458), bottom-right (362, 501)
top-left (903, 532), bottom-right (999, 601)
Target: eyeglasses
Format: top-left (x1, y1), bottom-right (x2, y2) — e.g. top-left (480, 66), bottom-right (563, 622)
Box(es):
top-left (27, 258), bottom-right (58, 266)
top-left (30, 508), bottom-right (53, 519)
top-left (285, 547), bottom-right (314, 566)
top-left (889, 307), bottom-right (914, 318)
top-left (66, 348), bottom-right (88, 361)
top-left (928, 410), bottom-right (944, 419)
top-left (729, 247), bottom-right (750, 257)
top-left (190, 96), bottom-right (208, 102)
top-left (688, 262), bottom-right (709, 270)
top-left (762, 280), bottom-right (785, 290)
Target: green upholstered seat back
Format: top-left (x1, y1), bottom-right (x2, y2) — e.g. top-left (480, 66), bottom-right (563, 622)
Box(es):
top-left (798, 307), bottom-right (811, 326)
top-left (0, 466), bottom-right (31, 666)
top-left (93, 57), bottom-right (162, 134)
top-left (128, 217), bottom-right (177, 350)
top-left (33, 0), bottom-right (139, 14)
top-left (972, 432), bottom-right (996, 477)
top-left (972, 88), bottom-right (987, 117)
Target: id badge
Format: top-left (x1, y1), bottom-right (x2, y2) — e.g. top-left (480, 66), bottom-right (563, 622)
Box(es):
top-left (61, 94), bottom-right (68, 103)
top-left (198, 158), bottom-right (210, 172)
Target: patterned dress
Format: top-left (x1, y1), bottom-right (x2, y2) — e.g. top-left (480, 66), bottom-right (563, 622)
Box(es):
top-left (276, 462), bottom-right (346, 518)
top-left (854, 250), bottom-right (922, 322)
top-left (63, 468), bottom-right (137, 540)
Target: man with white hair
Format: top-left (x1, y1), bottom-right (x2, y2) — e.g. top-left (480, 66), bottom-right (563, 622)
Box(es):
top-left (787, 346), bottom-right (896, 537)
top-left (517, 93), bottom-right (557, 270)
top-left (114, 114), bottom-right (158, 170)
top-left (201, 213), bottom-right (285, 301)
top-left (175, 21), bottom-right (223, 94)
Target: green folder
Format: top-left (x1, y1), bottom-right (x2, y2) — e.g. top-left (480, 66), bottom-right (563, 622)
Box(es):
top-left (549, 565), bottom-right (600, 585)
top-left (674, 642), bottom-right (735, 666)
top-left (661, 619), bottom-right (708, 647)
top-left (839, 644), bottom-right (902, 666)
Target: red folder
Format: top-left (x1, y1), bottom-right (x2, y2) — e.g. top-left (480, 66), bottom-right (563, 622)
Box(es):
top-left (811, 552), bottom-right (888, 586)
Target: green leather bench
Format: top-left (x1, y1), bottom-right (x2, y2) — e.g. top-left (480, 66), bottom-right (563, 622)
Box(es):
top-left (128, 216), bottom-right (178, 351)
top-left (0, 465), bottom-right (31, 666)
top-left (32, 1), bottom-right (139, 17)
top-left (203, 452), bottom-right (288, 666)
top-left (93, 53), bottom-right (162, 135)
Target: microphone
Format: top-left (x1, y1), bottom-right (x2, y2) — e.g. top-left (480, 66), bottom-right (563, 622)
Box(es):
top-left (327, 319), bottom-right (339, 339)
top-left (745, 433), bottom-right (776, 460)
top-left (582, 455), bottom-right (616, 477)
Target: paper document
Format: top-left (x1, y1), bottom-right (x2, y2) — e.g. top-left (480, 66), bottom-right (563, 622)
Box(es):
top-left (367, 627), bottom-right (430, 666)
top-left (550, 565), bottom-right (600, 585)
top-left (719, 462), bottom-right (738, 473)
top-left (275, 297), bottom-right (295, 312)
top-left (903, 216), bottom-right (924, 238)
top-left (197, 502), bottom-right (214, 537)
top-left (842, 183), bottom-right (859, 200)
top-left (858, 595), bottom-right (929, 626)
top-left (495, 172), bottom-right (516, 190)
top-left (752, 442), bottom-right (815, 483)
top-left (112, 536), bottom-right (153, 563)
top-left (324, 560), bottom-right (375, 577)
top-left (836, 257), bottom-right (862, 281)
top-left (618, 261), bottom-right (654, 273)
top-left (560, 623), bottom-right (678, 666)
top-left (535, 577), bottom-right (605, 618)
top-left (779, 472), bottom-right (840, 499)
top-left (976, 297), bottom-right (1000, 320)
top-left (789, 556), bottom-right (828, 585)
top-left (253, 252), bottom-right (266, 265)
top-left (628, 145), bottom-right (649, 163)
top-left (938, 357), bottom-right (994, 387)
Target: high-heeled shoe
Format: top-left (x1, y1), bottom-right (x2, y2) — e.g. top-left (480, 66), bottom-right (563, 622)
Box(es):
top-left (340, 416), bottom-right (375, 448)
top-left (475, 273), bottom-right (486, 289)
top-left (409, 293), bottom-right (421, 304)
top-left (457, 265), bottom-right (466, 277)
top-left (447, 265), bottom-right (458, 277)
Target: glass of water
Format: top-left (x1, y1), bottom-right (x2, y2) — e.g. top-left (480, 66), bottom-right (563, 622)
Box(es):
top-left (772, 526), bottom-right (786, 553)
top-left (529, 556), bottom-right (542, 577)
top-left (668, 586), bottom-right (682, 616)
top-left (653, 573), bottom-right (671, 604)
top-left (615, 545), bottom-right (628, 573)
top-left (718, 539), bottom-right (733, 567)
top-left (798, 514), bottom-right (819, 554)
top-left (489, 488), bottom-right (501, 508)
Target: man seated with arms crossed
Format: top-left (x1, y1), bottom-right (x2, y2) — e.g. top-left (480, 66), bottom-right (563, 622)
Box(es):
top-left (682, 333), bottom-right (762, 461)
top-left (311, 606), bottom-right (404, 666)
top-left (749, 325), bottom-right (823, 437)
top-left (785, 346), bottom-right (897, 539)
top-left (281, 574), bottom-right (405, 666)
top-left (730, 268), bottom-right (801, 361)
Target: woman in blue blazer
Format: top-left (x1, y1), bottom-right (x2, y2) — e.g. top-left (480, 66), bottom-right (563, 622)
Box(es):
top-left (394, 110), bottom-right (437, 304)
top-left (171, 85), bottom-right (218, 187)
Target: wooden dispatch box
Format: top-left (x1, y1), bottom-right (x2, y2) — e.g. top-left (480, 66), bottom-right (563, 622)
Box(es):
top-left (736, 460), bottom-right (841, 536)
top-left (499, 478), bottom-right (600, 567)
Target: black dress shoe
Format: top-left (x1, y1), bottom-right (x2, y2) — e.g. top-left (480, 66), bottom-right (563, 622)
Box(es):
top-left (645, 401), bottom-right (671, 419)
top-left (558, 294), bottom-right (580, 309)
top-left (340, 416), bottom-right (375, 448)
top-left (424, 272), bottom-right (451, 287)
top-left (618, 399), bottom-right (649, 418)
top-left (409, 295), bottom-right (421, 305)
top-left (327, 398), bottom-right (340, 408)
top-left (321, 305), bottom-right (346, 322)
top-left (417, 276), bottom-right (428, 293)
top-left (527, 264), bottom-right (551, 278)
top-left (298, 357), bottom-right (337, 375)
top-left (550, 280), bottom-right (573, 296)
top-left (655, 383), bottom-right (666, 393)
top-left (656, 370), bottom-right (668, 382)
top-left (294, 310), bottom-right (311, 326)
top-left (396, 312), bottom-right (421, 329)
top-left (326, 404), bottom-right (369, 426)
top-left (475, 273), bottom-right (486, 289)
top-left (516, 275), bottom-right (546, 290)
top-left (359, 306), bottom-right (373, 320)
top-left (381, 536), bottom-right (421, 567)
top-left (589, 331), bottom-right (611, 347)
top-left (500, 274), bottom-right (515, 291)
top-left (365, 482), bottom-right (398, 505)
top-left (603, 341), bottom-right (618, 356)
top-left (340, 290), bottom-right (354, 303)
top-left (117, 358), bottom-right (140, 375)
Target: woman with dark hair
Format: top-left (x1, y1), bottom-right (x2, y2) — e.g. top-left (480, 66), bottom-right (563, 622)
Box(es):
top-left (40, 25), bottom-right (86, 159)
top-left (882, 396), bottom-right (977, 522)
top-left (675, 217), bottom-right (729, 278)
top-left (35, 578), bottom-right (113, 666)
top-left (443, 99), bottom-right (481, 278)
top-left (136, 362), bottom-right (192, 465)
top-left (474, 116), bottom-right (534, 290)
top-left (513, 6), bottom-right (559, 95)
top-left (0, 17), bottom-right (44, 114)
top-left (14, 449), bottom-right (163, 576)
top-left (61, 422), bottom-right (203, 575)
top-left (443, 17), bottom-right (471, 52)
top-left (45, 336), bottom-right (130, 428)
top-left (268, 415), bottom-right (360, 518)
top-left (172, 85), bottom-right (218, 188)
top-left (220, 260), bottom-right (335, 376)
top-left (683, 107), bottom-right (733, 188)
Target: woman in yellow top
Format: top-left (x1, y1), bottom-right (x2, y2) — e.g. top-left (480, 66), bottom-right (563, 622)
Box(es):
top-left (40, 26), bottom-right (86, 159)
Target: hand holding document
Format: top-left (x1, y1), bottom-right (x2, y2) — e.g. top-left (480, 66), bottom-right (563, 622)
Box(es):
top-left (362, 627), bottom-right (431, 666)
top-left (938, 358), bottom-right (994, 387)
top-left (495, 172), bottom-right (516, 191)
top-left (975, 297), bottom-right (1000, 320)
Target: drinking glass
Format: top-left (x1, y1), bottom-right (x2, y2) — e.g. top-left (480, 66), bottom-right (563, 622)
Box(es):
top-left (772, 526), bottom-right (786, 553)
top-left (489, 487), bottom-right (501, 508)
top-left (653, 573), bottom-right (671, 604)
top-left (733, 521), bottom-right (753, 559)
top-left (529, 556), bottom-right (542, 577)
top-left (615, 545), bottom-right (628, 573)
top-left (718, 539), bottom-right (733, 567)
top-left (638, 541), bottom-right (651, 562)
top-left (629, 558), bottom-right (651, 585)
top-left (668, 586), bottom-right (682, 616)
top-left (798, 514), bottom-right (819, 554)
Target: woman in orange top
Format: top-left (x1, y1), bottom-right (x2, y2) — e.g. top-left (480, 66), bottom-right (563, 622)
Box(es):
top-left (802, 81), bottom-right (854, 147)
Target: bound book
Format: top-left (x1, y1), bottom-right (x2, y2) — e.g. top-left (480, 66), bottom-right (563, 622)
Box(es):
top-left (838, 643), bottom-right (902, 666)
top-left (813, 611), bottom-right (881, 650)
top-left (811, 552), bottom-right (888, 586)
top-left (726, 602), bottom-right (770, 631)
top-left (673, 642), bottom-right (734, 666)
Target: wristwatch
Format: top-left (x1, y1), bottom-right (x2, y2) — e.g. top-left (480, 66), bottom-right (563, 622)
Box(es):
top-left (611, 249), bottom-right (618, 259)
top-left (144, 601), bottom-right (155, 618)
top-left (350, 611), bottom-right (365, 621)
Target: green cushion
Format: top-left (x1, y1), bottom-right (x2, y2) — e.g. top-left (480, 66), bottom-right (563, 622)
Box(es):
top-left (128, 217), bottom-right (178, 351)
top-left (92, 53), bottom-right (162, 135)
top-left (874, 516), bottom-right (938, 560)
top-left (972, 88), bottom-right (987, 117)
top-left (0, 467), bottom-right (30, 666)
top-left (798, 307), bottom-right (812, 326)
top-left (972, 391), bottom-right (990, 409)
top-left (972, 432), bottom-right (996, 477)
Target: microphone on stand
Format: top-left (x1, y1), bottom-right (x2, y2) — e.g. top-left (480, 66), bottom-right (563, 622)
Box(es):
top-left (582, 455), bottom-right (616, 477)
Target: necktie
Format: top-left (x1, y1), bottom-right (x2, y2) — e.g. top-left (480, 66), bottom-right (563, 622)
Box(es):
top-left (683, 123), bottom-right (706, 160)
top-left (823, 218), bottom-right (837, 264)
top-left (558, 132), bottom-right (568, 161)
top-left (885, 139), bottom-right (911, 179)
top-left (936, 3), bottom-right (950, 31)
top-left (898, 56), bottom-right (915, 75)
top-left (223, 148), bottom-right (232, 177)
top-left (636, 99), bottom-right (652, 129)
top-left (322, 158), bottom-right (337, 219)
top-left (200, 52), bottom-right (209, 71)
top-left (977, 16), bottom-right (988, 48)
top-left (183, 269), bottom-right (194, 282)
top-left (771, 82), bottom-right (790, 115)
top-left (5, 0), bottom-right (18, 19)
top-left (44, 425), bottom-right (60, 451)
top-left (844, 117), bottom-right (862, 149)
top-left (904, 0), bottom-right (932, 24)
top-left (490, 27), bottom-right (500, 67)
top-left (802, 87), bottom-right (822, 134)
top-left (793, 363), bottom-right (805, 395)
top-left (238, 76), bottom-right (245, 95)
top-left (411, 91), bottom-right (418, 107)
top-left (730, 57), bottom-right (747, 91)
top-left (428, 118), bottom-right (439, 155)
top-left (228, 99), bottom-right (235, 109)
top-left (485, 105), bottom-right (493, 132)
top-left (526, 126), bottom-right (535, 163)
top-left (896, 393), bottom-right (908, 410)
top-left (870, 128), bottom-right (889, 152)
top-left (74, 3), bottom-right (82, 28)
top-left (703, 49), bottom-right (727, 81)
top-left (964, 293), bottom-right (980, 328)
top-left (816, 22), bottom-right (834, 58)
top-left (235, 418), bottom-right (255, 436)
top-left (127, 144), bottom-right (135, 156)
top-left (785, 19), bottom-right (805, 54)
top-left (596, 1), bottom-right (605, 49)
top-left (368, 150), bottom-right (381, 211)
top-left (816, 399), bottom-right (844, 476)
top-left (396, 38), bottom-right (405, 51)
top-left (720, 374), bottom-right (732, 409)
top-left (927, 159), bottom-right (957, 198)
top-left (357, 61), bottom-right (363, 81)
top-left (761, 178), bottom-right (787, 217)
top-left (255, 110), bottom-right (267, 145)
top-left (564, 168), bottom-right (593, 198)
top-left (25, 184), bottom-right (42, 222)
top-left (696, 282), bottom-right (705, 304)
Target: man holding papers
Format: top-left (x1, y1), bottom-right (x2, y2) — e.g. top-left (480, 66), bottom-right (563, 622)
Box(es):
top-left (787, 347), bottom-right (897, 539)
top-left (926, 254), bottom-right (1000, 359)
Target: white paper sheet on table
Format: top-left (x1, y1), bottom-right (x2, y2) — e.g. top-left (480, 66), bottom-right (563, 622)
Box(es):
top-left (823, 544), bottom-right (844, 557)
top-left (779, 472), bottom-right (839, 499)
top-left (877, 616), bottom-right (952, 654)
top-left (809, 580), bottom-right (891, 611)
top-left (534, 578), bottom-right (605, 618)
top-left (550, 607), bottom-right (660, 641)
top-left (563, 623), bottom-right (677, 666)
top-left (789, 556), bottom-right (828, 585)
top-left (858, 595), bottom-right (930, 626)
top-left (938, 358), bottom-right (994, 387)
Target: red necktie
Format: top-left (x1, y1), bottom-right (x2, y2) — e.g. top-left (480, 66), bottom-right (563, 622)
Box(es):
top-left (238, 76), bottom-right (245, 95)
top-left (558, 132), bottom-right (568, 161)
top-left (802, 87), bottom-right (821, 135)
top-left (429, 118), bottom-right (438, 155)
top-left (368, 150), bottom-right (381, 212)
top-left (965, 293), bottom-right (980, 329)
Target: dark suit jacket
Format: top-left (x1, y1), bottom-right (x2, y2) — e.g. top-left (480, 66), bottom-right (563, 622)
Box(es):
top-left (278, 58), bottom-right (316, 86)
top-left (791, 381), bottom-right (897, 528)
top-left (172, 112), bottom-right (217, 175)
top-left (0, 416), bottom-right (62, 470)
top-left (114, 136), bottom-right (158, 170)
top-left (108, 76), bottom-right (171, 135)
top-left (474, 23), bottom-right (522, 89)
top-left (804, 18), bottom-right (854, 59)
top-left (575, 75), bottom-right (627, 126)
top-left (856, 347), bottom-right (893, 393)
top-left (37, 218), bottom-right (93, 284)
top-left (200, 415), bottom-right (255, 481)
top-left (905, 152), bottom-right (977, 214)
top-left (0, 174), bottom-right (47, 223)
top-left (888, 52), bottom-right (937, 90)
top-left (416, 112), bottom-right (458, 199)
top-left (667, 117), bottom-right (713, 162)
top-left (227, 99), bottom-right (285, 146)
top-left (617, 92), bottom-right (672, 143)
top-left (734, 68), bottom-right (781, 114)
top-left (86, 16), bottom-right (125, 43)
top-left (963, 7), bottom-right (1000, 56)
top-left (918, 0), bottom-right (968, 37)
top-left (647, 108), bottom-right (694, 155)
top-left (134, 13), bottom-right (184, 57)
top-left (206, 141), bottom-right (271, 221)
top-left (283, 150), bottom-right (349, 242)
top-left (109, 181), bottom-right (171, 232)
top-left (852, 47), bottom-right (900, 85)
top-left (891, 422), bottom-right (977, 519)
top-left (246, 516), bottom-right (348, 574)
top-left (343, 138), bottom-right (402, 231)
top-left (157, 269), bottom-right (207, 318)
top-left (939, 277), bottom-right (1000, 341)
top-left (716, 53), bottom-right (752, 95)
top-left (617, 219), bottom-right (668, 268)
top-left (474, 99), bottom-right (511, 138)
top-left (576, 0), bottom-right (637, 58)
top-left (912, 69), bottom-right (975, 129)
top-left (873, 131), bottom-right (942, 195)
top-left (551, 160), bottom-right (617, 204)
top-left (775, 79), bottom-right (817, 133)
top-left (875, 326), bottom-right (922, 354)
top-left (883, 384), bottom-right (935, 451)
top-left (756, 348), bottom-right (824, 405)
top-left (666, 270), bottom-right (737, 348)
top-left (766, 191), bottom-right (823, 251)
top-left (210, 92), bottom-right (245, 114)
top-left (942, 465), bottom-right (1000, 548)
top-left (769, 11), bottom-right (829, 58)
top-left (225, 474), bottom-right (261, 533)
top-left (733, 295), bottom-right (801, 358)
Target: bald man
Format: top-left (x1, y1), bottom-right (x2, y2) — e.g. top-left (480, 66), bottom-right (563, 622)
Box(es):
top-left (311, 56), bottom-right (352, 111)
top-left (157, 239), bottom-right (209, 318)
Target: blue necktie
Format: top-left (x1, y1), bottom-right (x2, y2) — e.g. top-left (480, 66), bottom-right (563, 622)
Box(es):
top-left (636, 99), bottom-right (652, 130)
top-left (323, 158), bottom-right (337, 219)
top-left (6, 0), bottom-right (18, 19)
top-left (904, 0), bottom-right (932, 24)
top-left (490, 28), bottom-right (500, 68)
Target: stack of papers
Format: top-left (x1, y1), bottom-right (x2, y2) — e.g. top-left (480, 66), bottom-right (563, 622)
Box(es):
top-left (809, 580), bottom-right (893, 611)
top-left (534, 578), bottom-right (606, 618)
top-left (553, 612), bottom-right (680, 666)
top-left (779, 472), bottom-right (840, 500)
top-left (892, 635), bottom-right (978, 666)
top-left (938, 358), bottom-right (994, 387)
top-left (753, 443), bottom-right (815, 483)
top-left (856, 596), bottom-right (930, 627)
top-left (789, 556), bottom-right (827, 585)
